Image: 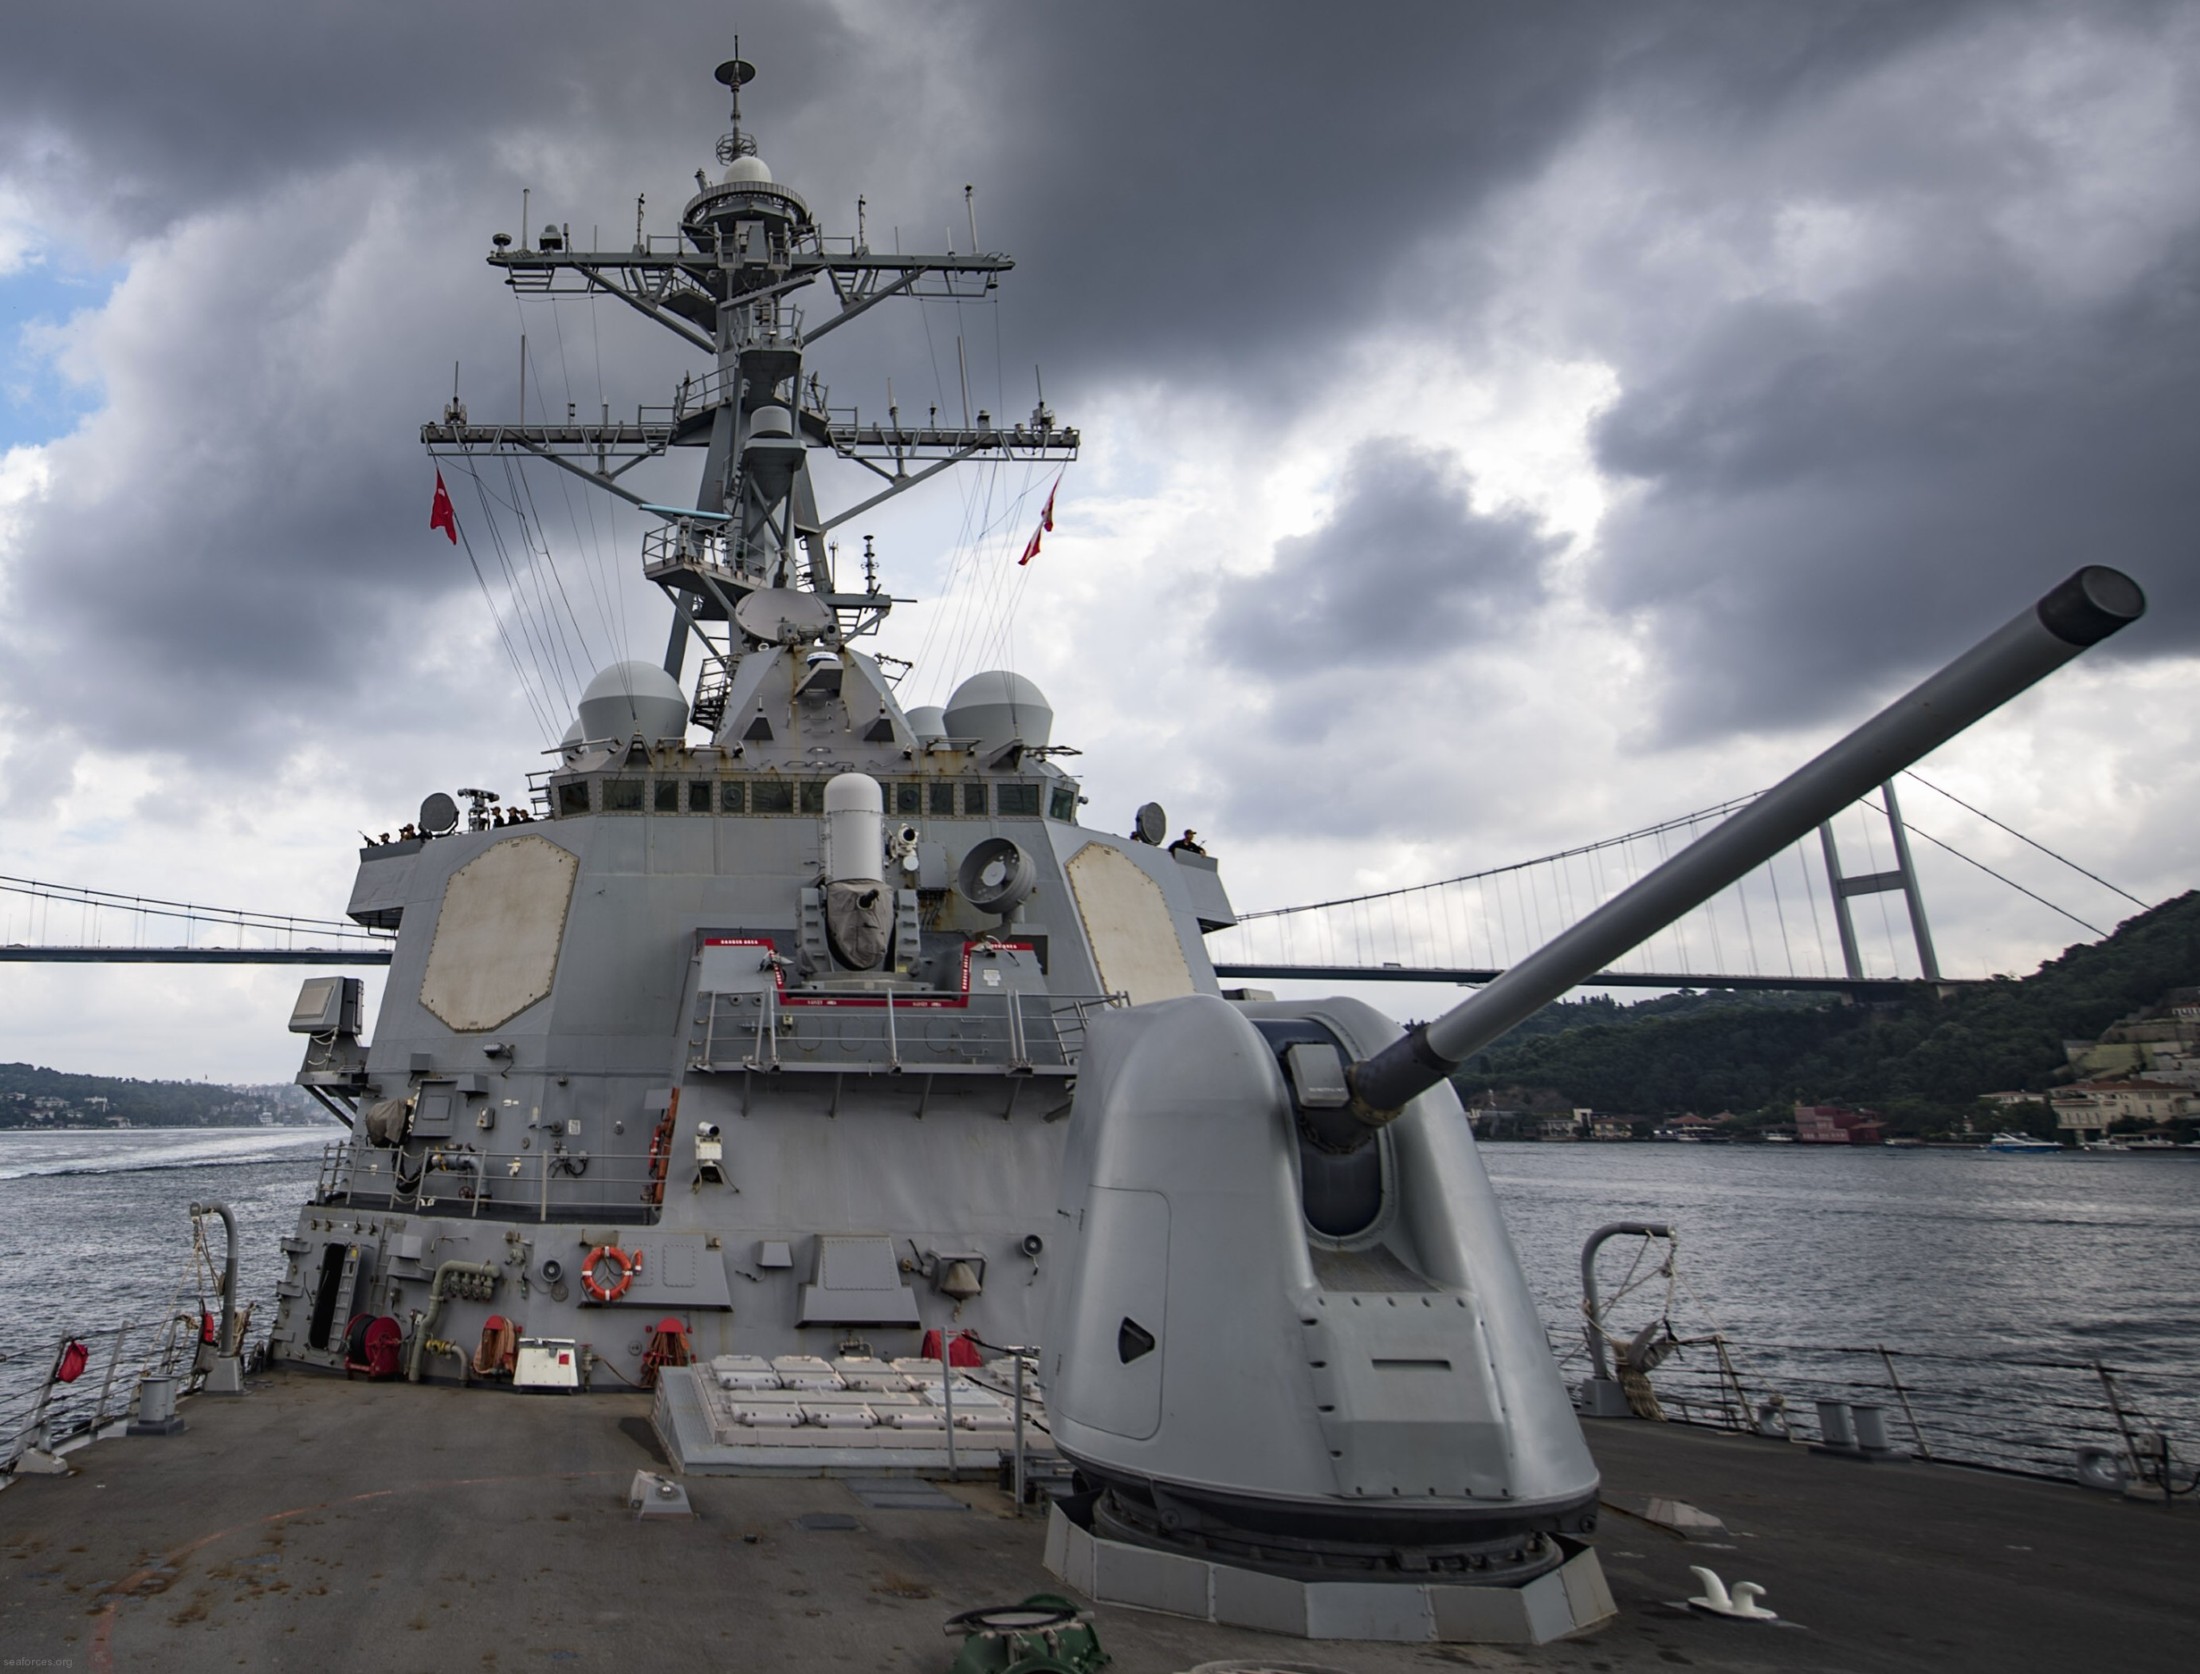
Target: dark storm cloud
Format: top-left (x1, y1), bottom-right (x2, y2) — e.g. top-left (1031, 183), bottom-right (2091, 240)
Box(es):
top-left (0, 1), bottom-right (861, 238)
top-left (1592, 270), bottom-right (2200, 736)
top-left (0, 2), bottom-right (1988, 386)
top-left (1209, 438), bottom-right (1557, 674)
top-left (1578, 4), bottom-right (2200, 737)
top-left (956, 1), bottom-right (2006, 401)
top-left (2, 0), bottom-right (2191, 782)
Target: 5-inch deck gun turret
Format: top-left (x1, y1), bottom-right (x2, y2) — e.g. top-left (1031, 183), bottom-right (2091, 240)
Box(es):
top-left (1043, 566), bottom-right (2144, 1590)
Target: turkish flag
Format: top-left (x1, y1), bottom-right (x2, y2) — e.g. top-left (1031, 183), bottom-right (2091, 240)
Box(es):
top-left (429, 470), bottom-right (458, 544)
top-left (1016, 473), bottom-right (1061, 566)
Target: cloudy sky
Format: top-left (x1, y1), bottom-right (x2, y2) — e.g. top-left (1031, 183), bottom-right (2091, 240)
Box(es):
top-left (2, 0), bottom-right (2194, 1082)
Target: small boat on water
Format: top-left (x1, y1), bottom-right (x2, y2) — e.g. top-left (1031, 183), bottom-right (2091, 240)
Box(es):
top-left (1984, 1131), bottom-right (2063, 1153)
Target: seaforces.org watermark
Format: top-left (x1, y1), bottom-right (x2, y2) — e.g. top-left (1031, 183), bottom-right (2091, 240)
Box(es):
top-left (4, 1659), bottom-right (74, 1669)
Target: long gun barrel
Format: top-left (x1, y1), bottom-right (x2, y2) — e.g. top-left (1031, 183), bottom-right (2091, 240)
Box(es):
top-left (1340, 565), bottom-right (2146, 1134)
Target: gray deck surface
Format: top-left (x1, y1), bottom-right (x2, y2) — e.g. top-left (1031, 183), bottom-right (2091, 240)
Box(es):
top-left (2, 1372), bottom-right (2190, 1672)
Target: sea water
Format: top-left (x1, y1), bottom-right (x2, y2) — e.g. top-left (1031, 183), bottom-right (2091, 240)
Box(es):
top-left (1490, 1142), bottom-right (2200, 1472)
top-left (4, 1130), bottom-right (2196, 1472)
top-left (0, 1128), bottom-right (330, 1417)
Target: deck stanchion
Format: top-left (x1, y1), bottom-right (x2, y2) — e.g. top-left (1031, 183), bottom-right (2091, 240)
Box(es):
top-left (943, 1342), bottom-right (958, 1481)
top-left (1012, 1351), bottom-right (1027, 1515)
top-left (1878, 1344), bottom-right (1930, 1458)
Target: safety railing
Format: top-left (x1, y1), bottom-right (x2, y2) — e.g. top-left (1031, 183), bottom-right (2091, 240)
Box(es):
top-left (642, 519), bottom-right (748, 579)
top-left (0, 1316), bottom-right (204, 1478)
top-left (695, 987), bottom-right (1119, 1077)
top-left (316, 1140), bottom-right (696, 1224)
top-left (1584, 1332), bottom-right (2199, 1497)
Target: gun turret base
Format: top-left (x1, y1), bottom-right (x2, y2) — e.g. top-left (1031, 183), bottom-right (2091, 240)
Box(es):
top-left (1074, 1467), bottom-right (1592, 1585)
top-left (1045, 1495), bottom-right (1617, 1645)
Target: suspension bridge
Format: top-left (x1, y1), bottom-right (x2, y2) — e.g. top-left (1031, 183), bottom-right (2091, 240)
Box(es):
top-left (0, 771), bottom-right (2141, 997)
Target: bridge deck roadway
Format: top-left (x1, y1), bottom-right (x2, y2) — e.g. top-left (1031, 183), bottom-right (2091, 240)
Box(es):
top-left (1, 1369), bottom-right (2187, 1671)
top-left (3, 948), bottom-right (1943, 994)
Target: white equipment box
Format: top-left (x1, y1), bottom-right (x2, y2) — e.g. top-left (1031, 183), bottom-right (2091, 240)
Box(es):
top-left (514, 1337), bottom-right (581, 1390)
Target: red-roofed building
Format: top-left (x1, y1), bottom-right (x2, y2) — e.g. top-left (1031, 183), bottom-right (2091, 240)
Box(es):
top-left (1793, 1103), bottom-right (1885, 1145)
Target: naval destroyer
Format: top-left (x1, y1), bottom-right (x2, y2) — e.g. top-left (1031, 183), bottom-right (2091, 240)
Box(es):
top-left (160, 52), bottom-right (2152, 1652)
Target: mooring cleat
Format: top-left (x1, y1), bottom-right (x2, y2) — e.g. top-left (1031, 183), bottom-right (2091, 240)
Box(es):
top-left (1687, 1565), bottom-right (1779, 1620)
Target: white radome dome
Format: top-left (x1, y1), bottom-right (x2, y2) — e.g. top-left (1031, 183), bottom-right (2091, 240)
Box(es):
top-left (576, 660), bottom-right (689, 744)
top-left (942, 670), bottom-right (1052, 751)
top-left (723, 154), bottom-right (774, 185)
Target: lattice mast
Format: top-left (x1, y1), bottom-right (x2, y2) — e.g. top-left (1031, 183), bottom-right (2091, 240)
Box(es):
top-left (420, 52), bottom-right (1079, 695)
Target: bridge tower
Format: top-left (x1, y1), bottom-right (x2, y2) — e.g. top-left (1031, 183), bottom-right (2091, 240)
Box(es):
top-left (1817, 779), bottom-right (1939, 982)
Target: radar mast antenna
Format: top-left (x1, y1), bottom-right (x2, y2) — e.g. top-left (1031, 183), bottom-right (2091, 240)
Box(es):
top-left (714, 45), bottom-right (758, 163)
top-left (420, 54), bottom-right (1079, 698)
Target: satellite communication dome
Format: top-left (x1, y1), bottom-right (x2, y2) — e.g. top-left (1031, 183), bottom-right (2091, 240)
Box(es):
top-left (941, 670), bottom-right (1052, 751)
top-left (904, 705), bottom-right (947, 742)
top-left (576, 660), bottom-right (689, 744)
top-left (724, 154), bottom-right (773, 184)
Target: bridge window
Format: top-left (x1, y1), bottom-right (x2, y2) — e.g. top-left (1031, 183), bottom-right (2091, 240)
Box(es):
top-left (799, 781), bottom-right (826, 814)
top-left (655, 780), bottom-right (680, 813)
top-left (963, 782), bottom-right (989, 816)
top-left (603, 778), bottom-right (644, 812)
top-left (713, 781), bottom-right (742, 814)
top-left (557, 781), bottom-right (591, 817)
top-left (929, 782), bottom-right (956, 817)
top-left (998, 783), bottom-right (1040, 817)
top-left (752, 779), bottom-right (794, 814)
top-left (1049, 784), bottom-right (1078, 821)
top-left (688, 780), bottom-right (713, 812)
top-left (893, 782), bottom-right (921, 818)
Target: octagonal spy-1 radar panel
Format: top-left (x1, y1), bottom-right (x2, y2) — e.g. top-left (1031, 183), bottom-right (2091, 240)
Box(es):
top-left (419, 835), bottom-right (579, 1032)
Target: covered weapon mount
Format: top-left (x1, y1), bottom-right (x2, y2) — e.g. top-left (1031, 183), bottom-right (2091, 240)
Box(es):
top-left (1333, 565), bottom-right (2146, 1140)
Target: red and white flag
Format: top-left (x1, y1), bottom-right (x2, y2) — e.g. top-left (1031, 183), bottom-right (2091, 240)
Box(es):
top-left (429, 470), bottom-right (458, 544)
top-left (1016, 474), bottom-right (1062, 566)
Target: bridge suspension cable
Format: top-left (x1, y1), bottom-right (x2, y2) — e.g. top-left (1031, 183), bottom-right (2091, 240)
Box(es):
top-left (0, 874), bottom-right (391, 959)
top-left (1209, 773), bottom-right (2137, 990)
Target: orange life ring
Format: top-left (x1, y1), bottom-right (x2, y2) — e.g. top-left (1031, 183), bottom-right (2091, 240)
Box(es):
top-left (581, 1244), bottom-right (639, 1303)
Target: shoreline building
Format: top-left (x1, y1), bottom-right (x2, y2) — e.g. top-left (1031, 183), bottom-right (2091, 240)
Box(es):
top-left (2047, 1078), bottom-right (2196, 1143)
top-left (1794, 1102), bottom-right (1886, 1145)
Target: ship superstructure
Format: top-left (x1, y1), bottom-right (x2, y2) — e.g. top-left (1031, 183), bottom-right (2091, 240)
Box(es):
top-left (271, 56), bottom-right (1233, 1385)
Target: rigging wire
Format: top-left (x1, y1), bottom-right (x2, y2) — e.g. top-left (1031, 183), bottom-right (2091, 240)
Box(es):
top-left (442, 474), bottom-right (560, 742)
top-left (510, 449), bottom-right (610, 687)
top-left (497, 451), bottom-right (590, 697)
top-left (505, 335), bottom-right (597, 692)
top-left (585, 294), bottom-right (633, 662)
top-left (537, 299), bottom-right (626, 667)
top-left (462, 462), bottom-right (570, 720)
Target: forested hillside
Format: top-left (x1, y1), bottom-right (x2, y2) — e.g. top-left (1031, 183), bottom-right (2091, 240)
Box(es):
top-left (1450, 891), bottom-right (2200, 1132)
top-left (0, 1063), bottom-right (315, 1128)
